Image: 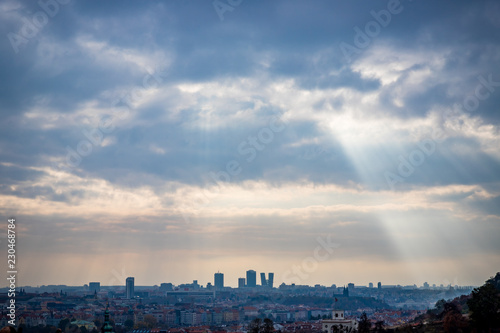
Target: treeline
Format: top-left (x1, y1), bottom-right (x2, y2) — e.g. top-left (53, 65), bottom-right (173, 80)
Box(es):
top-left (408, 272), bottom-right (500, 333)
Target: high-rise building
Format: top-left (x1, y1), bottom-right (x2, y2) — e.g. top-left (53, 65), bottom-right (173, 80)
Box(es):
top-left (369, 282), bottom-right (373, 288)
top-left (238, 278), bottom-right (246, 288)
top-left (246, 270), bottom-right (257, 287)
top-left (260, 272), bottom-right (267, 286)
top-left (377, 282), bottom-right (382, 289)
top-left (268, 273), bottom-right (274, 288)
top-left (126, 277), bottom-right (134, 299)
top-left (214, 272), bottom-right (224, 289)
top-left (89, 282), bottom-right (100, 293)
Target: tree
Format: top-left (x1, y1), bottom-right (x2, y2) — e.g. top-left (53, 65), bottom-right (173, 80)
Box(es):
top-left (248, 318), bottom-right (274, 333)
top-left (135, 322), bottom-right (147, 330)
top-left (467, 282), bottom-right (500, 332)
top-left (374, 320), bottom-right (385, 333)
top-left (486, 272), bottom-right (500, 291)
top-left (358, 312), bottom-right (371, 333)
top-left (124, 319), bottom-right (134, 330)
top-left (263, 318), bottom-right (273, 333)
top-left (435, 299), bottom-right (447, 316)
top-left (443, 311), bottom-right (468, 333)
top-left (249, 318), bottom-right (262, 333)
top-left (58, 319), bottom-right (70, 331)
top-left (143, 315), bottom-right (157, 329)
top-left (66, 324), bottom-right (79, 333)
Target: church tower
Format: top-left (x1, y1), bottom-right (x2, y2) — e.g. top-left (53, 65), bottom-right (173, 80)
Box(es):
top-left (102, 305), bottom-right (114, 333)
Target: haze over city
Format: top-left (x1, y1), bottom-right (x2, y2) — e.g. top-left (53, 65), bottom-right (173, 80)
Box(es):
top-left (1, 0), bottom-right (500, 290)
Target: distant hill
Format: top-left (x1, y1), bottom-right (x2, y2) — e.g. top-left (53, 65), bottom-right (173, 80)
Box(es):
top-left (412, 272), bottom-right (500, 333)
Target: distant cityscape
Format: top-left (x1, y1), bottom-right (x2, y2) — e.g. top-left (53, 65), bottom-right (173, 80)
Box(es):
top-left (1, 269), bottom-right (476, 332)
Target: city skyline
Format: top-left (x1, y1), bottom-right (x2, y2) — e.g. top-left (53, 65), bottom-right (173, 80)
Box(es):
top-left (6, 270), bottom-right (481, 290)
top-left (1, 1), bottom-right (500, 290)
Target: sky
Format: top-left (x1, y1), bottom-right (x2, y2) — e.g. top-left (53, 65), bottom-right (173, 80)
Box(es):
top-left (1, 0), bottom-right (500, 289)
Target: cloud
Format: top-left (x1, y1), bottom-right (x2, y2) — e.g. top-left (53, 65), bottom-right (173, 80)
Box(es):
top-left (1, 0), bottom-right (500, 287)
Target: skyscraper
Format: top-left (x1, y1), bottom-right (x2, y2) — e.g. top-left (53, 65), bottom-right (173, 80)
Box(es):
top-left (268, 273), bottom-right (274, 288)
top-left (246, 270), bottom-right (257, 287)
top-left (126, 277), bottom-right (134, 299)
top-left (214, 272), bottom-right (224, 289)
top-left (238, 277), bottom-right (246, 288)
top-left (260, 272), bottom-right (267, 286)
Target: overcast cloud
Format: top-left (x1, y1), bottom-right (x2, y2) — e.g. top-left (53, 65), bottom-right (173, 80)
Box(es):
top-left (1, 0), bottom-right (500, 288)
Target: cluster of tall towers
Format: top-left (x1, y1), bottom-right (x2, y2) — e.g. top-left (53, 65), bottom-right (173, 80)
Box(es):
top-left (260, 272), bottom-right (274, 288)
top-left (214, 270), bottom-right (274, 289)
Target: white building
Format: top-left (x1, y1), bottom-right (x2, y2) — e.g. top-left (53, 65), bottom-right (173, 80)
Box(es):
top-left (322, 310), bottom-right (358, 333)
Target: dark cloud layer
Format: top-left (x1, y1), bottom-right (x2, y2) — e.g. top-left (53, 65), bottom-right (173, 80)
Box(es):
top-left (1, 0), bottom-right (499, 286)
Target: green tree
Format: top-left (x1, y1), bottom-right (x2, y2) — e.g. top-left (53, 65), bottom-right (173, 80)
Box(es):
top-left (467, 282), bottom-right (500, 332)
top-left (374, 320), bottom-right (385, 333)
top-left (135, 321), bottom-right (147, 330)
top-left (143, 315), bottom-right (157, 329)
top-left (443, 311), bottom-right (468, 333)
top-left (124, 319), bottom-right (134, 330)
top-left (248, 318), bottom-right (274, 333)
top-left (58, 319), bottom-right (70, 331)
top-left (249, 318), bottom-right (262, 333)
top-left (263, 318), bottom-right (273, 333)
top-left (486, 272), bottom-right (500, 290)
top-left (435, 299), bottom-right (447, 315)
top-left (358, 312), bottom-right (371, 333)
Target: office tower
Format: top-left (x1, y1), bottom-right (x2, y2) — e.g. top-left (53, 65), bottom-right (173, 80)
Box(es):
top-left (126, 277), bottom-right (134, 299)
top-left (369, 282), bottom-right (373, 288)
top-left (377, 282), bottom-right (382, 289)
top-left (260, 272), bottom-right (267, 286)
top-left (214, 272), bottom-right (224, 289)
top-left (268, 273), bottom-right (274, 288)
top-left (89, 282), bottom-right (100, 293)
top-left (246, 270), bottom-right (257, 287)
top-left (238, 278), bottom-right (246, 288)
